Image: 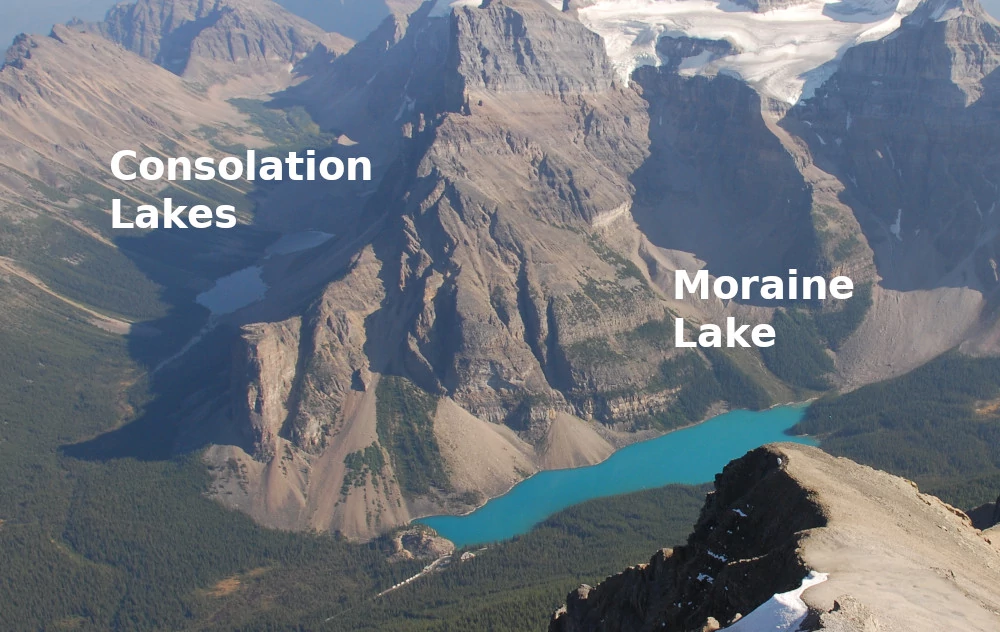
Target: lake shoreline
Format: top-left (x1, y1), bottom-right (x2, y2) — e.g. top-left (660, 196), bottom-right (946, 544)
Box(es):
top-left (416, 404), bottom-right (816, 547)
top-left (414, 399), bottom-right (811, 525)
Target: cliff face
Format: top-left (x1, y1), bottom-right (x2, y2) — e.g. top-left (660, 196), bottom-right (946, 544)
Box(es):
top-left (207, 0), bottom-right (694, 538)
top-left (551, 444), bottom-right (1000, 632)
top-left (792, 0), bottom-right (1000, 293)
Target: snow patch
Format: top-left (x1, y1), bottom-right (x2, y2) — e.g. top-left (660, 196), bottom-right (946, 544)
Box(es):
top-left (575, 0), bottom-right (920, 103)
top-left (728, 571), bottom-right (829, 632)
top-left (394, 95), bottom-right (417, 122)
top-left (890, 209), bottom-right (903, 241)
top-left (696, 573), bottom-right (715, 583)
top-left (733, 508), bottom-right (748, 517)
top-left (429, 0), bottom-right (481, 18)
top-left (707, 550), bottom-right (728, 562)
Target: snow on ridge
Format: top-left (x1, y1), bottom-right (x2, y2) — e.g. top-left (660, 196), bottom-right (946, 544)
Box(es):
top-left (429, 0), bottom-right (483, 18)
top-left (575, 0), bottom-right (921, 103)
top-left (430, 0), bottom-right (563, 17)
top-left (727, 571), bottom-right (829, 631)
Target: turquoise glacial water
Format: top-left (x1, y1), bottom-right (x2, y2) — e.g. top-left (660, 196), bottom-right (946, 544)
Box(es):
top-left (418, 405), bottom-right (815, 547)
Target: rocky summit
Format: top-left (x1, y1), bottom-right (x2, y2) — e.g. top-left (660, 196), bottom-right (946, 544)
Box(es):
top-left (551, 443), bottom-right (1000, 632)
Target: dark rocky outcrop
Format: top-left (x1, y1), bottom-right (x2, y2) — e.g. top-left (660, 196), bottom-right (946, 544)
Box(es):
top-left (968, 494), bottom-right (1000, 529)
top-left (551, 445), bottom-right (823, 631)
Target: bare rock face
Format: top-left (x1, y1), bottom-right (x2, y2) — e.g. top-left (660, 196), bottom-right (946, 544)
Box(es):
top-left (453, 0), bottom-right (617, 94)
top-left (88, 0), bottom-right (349, 83)
top-left (411, 0), bottom-right (670, 424)
top-left (232, 0), bottom-right (686, 456)
top-left (0, 24), bottom-right (254, 233)
top-left (551, 444), bottom-right (1000, 632)
top-left (791, 0), bottom-right (1000, 292)
top-left (231, 318), bottom-right (302, 461)
top-left (631, 66), bottom-right (823, 282)
top-left (210, 0), bottom-right (709, 537)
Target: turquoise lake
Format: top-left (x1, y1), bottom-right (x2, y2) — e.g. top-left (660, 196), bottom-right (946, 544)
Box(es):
top-left (418, 405), bottom-right (815, 547)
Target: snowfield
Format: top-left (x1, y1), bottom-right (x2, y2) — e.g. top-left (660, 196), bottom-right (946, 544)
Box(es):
top-left (575, 0), bottom-right (920, 103)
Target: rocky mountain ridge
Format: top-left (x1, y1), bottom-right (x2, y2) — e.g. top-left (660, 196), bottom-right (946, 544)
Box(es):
top-left (551, 443), bottom-right (1000, 631)
top-left (88, 0), bottom-right (353, 84)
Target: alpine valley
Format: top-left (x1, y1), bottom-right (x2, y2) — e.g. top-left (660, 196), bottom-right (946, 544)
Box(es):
top-left (4, 0), bottom-right (1000, 629)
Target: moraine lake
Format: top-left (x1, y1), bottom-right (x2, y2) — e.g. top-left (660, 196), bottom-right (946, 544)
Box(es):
top-left (418, 405), bottom-right (815, 547)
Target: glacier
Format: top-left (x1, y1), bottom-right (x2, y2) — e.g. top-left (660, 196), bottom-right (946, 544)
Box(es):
top-left (574, 0), bottom-right (921, 103)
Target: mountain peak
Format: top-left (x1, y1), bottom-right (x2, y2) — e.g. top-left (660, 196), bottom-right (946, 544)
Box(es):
top-left (552, 443), bottom-right (1000, 631)
top-left (906, 0), bottom-right (995, 23)
top-left (86, 0), bottom-right (348, 84)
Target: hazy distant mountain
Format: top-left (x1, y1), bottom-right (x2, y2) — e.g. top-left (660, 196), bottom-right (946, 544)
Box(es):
top-left (274, 0), bottom-right (424, 40)
top-left (0, 0), bottom-right (114, 48)
top-left (0, 0), bottom-right (420, 54)
top-left (86, 0), bottom-right (353, 83)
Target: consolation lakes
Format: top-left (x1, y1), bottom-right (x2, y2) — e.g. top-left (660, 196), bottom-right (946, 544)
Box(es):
top-left (418, 405), bottom-right (815, 547)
